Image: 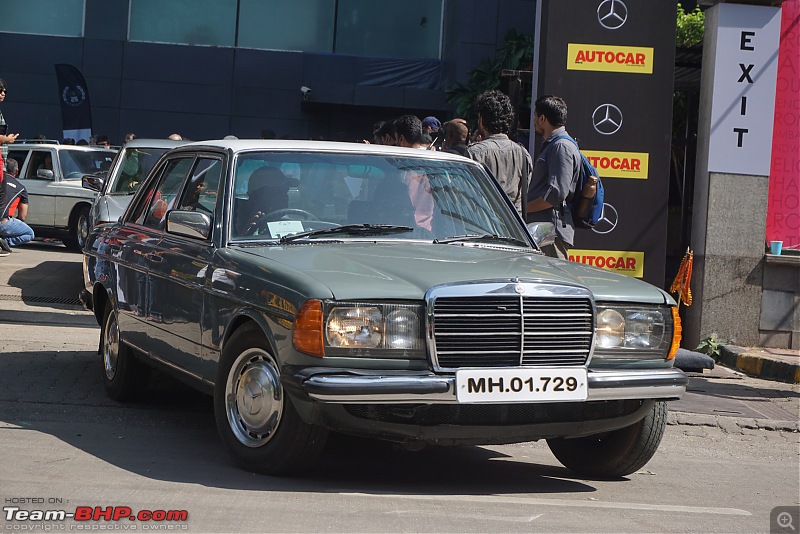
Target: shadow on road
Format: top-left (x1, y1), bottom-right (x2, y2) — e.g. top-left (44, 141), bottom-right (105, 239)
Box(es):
top-left (0, 347), bottom-right (601, 496)
top-left (0, 308), bottom-right (97, 328)
top-left (7, 259), bottom-right (85, 306)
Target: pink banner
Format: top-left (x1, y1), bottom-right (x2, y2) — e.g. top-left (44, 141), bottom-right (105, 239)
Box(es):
top-left (767, 0), bottom-right (800, 249)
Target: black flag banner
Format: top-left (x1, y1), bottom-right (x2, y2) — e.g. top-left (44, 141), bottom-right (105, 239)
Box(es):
top-left (54, 64), bottom-right (92, 142)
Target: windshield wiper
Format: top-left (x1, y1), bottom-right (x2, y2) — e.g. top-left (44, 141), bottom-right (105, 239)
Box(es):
top-left (434, 233), bottom-right (530, 248)
top-left (279, 224), bottom-right (414, 244)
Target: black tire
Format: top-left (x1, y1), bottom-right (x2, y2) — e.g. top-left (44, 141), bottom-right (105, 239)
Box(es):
top-left (64, 205), bottom-right (90, 251)
top-left (546, 401), bottom-right (668, 478)
top-left (100, 300), bottom-right (149, 401)
top-left (213, 323), bottom-right (328, 475)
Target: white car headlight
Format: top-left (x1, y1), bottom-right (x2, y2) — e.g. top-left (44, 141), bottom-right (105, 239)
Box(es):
top-left (323, 302), bottom-right (425, 357)
top-left (326, 306), bottom-right (383, 348)
top-left (593, 305), bottom-right (674, 361)
top-left (385, 306), bottom-right (422, 349)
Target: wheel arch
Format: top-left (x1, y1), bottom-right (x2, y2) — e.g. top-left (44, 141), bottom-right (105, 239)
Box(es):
top-left (69, 201), bottom-right (93, 226)
top-left (92, 281), bottom-right (113, 325)
top-left (222, 309), bottom-right (283, 360)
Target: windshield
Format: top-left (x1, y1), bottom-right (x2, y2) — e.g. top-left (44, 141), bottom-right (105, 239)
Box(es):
top-left (58, 150), bottom-right (115, 180)
top-left (109, 147), bottom-right (170, 194)
top-left (229, 151), bottom-right (530, 246)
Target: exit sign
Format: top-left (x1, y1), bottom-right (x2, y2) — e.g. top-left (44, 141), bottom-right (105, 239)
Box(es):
top-left (707, 4), bottom-right (781, 176)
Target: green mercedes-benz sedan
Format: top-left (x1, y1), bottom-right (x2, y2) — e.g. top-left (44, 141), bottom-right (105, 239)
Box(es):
top-left (81, 140), bottom-right (686, 477)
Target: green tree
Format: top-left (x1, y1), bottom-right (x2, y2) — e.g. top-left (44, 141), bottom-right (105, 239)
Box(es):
top-left (676, 3), bottom-right (704, 48)
top-left (445, 29), bottom-right (533, 124)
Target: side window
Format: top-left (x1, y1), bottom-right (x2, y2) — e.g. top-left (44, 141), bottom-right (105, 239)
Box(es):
top-left (5, 150), bottom-right (30, 177)
top-left (140, 158), bottom-right (194, 231)
top-left (27, 151), bottom-right (54, 178)
top-left (176, 158), bottom-right (223, 215)
top-left (127, 161), bottom-right (164, 224)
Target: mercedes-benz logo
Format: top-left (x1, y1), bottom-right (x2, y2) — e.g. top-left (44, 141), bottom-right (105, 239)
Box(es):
top-left (597, 0), bottom-right (628, 30)
top-left (592, 103), bottom-right (623, 135)
top-left (592, 203), bottom-right (618, 235)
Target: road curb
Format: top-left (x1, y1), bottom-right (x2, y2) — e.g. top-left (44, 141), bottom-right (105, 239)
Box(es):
top-left (718, 345), bottom-right (800, 384)
top-left (667, 411), bottom-right (799, 433)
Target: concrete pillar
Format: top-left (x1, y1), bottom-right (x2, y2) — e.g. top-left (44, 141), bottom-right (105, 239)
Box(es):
top-left (685, 3), bottom-right (783, 348)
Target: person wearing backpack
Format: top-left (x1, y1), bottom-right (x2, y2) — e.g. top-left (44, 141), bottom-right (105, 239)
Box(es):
top-left (526, 95), bottom-right (582, 259)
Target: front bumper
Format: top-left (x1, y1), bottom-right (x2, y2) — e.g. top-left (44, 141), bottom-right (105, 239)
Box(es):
top-left (293, 367), bottom-right (688, 404)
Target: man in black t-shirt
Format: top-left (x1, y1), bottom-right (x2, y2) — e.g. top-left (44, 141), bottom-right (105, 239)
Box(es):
top-left (0, 158), bottom-right (35, 253)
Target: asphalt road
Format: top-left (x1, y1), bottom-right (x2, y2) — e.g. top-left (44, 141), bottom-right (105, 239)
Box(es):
top-left (0, 242), bottom-right (798, 533)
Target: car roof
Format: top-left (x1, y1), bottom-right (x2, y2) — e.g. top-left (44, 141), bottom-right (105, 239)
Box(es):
top-left (121, 138), bottom-right (189, 149)
top-left (177, 139), bottom-right (475, 162)
top-left (11, 142), bottom-right (117, 153)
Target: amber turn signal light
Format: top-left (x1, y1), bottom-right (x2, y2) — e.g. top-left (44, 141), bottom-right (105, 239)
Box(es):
top-left (293, 299), bottom-right (325, 357)
top-left (667, 307), bottom-right (682, 361)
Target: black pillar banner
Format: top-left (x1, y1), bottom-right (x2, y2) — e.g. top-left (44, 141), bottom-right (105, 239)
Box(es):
top-left (54, 64), bottom-right (93, 143)
top-left (534, 0), bottom-right (676, 287)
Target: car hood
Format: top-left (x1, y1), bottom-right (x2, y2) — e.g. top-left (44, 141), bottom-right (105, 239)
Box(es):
top-left (96, 193), bottom-right (133, 224)
top-left (232, 242), bottom-right (671, 304)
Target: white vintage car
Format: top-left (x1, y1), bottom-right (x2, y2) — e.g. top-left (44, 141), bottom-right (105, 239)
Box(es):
top-left (7, 141), bottom-right (116, 250)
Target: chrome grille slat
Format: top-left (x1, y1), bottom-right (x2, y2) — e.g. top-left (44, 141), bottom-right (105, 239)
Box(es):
top-left (436, 332), bottom-right (521, 336)
top-left (431, 288), bottom-right (593, 369)
top-left (525, 331), bottom-right (592, 336)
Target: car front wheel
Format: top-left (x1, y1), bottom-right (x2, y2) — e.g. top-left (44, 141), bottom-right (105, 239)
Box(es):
top-left (64, 205), bottom-right (90, 251)
top-left (213, 323), bottom-right (328, 475)
top-left (101, 300), bottom-right (149, 401)
top-left (546, 400), bottom-right (668, 478)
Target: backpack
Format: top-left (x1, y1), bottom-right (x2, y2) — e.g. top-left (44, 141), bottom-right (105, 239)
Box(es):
top-left (541, 135), bottom-right (605, 229)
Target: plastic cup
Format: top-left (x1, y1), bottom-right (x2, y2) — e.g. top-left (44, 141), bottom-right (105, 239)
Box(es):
top-left (770, 241), bottom-right (783, 255)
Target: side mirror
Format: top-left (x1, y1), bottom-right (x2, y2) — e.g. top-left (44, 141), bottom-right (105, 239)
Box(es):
top-left (166, 210), bottom-right (212, 240)
top-left (82, 174), bottom-right (105, 192)
top-left (527, 222), bottom-right (556, 249)
top-left (36, 169), bottom-right (54, 180)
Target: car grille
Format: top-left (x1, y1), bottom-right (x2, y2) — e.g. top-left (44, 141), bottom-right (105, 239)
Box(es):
top-left (430, 286), bottom-right (594, 370)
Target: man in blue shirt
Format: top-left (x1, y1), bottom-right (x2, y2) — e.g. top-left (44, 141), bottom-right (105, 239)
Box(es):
top-left (526, 95), bottom-right (582, 260)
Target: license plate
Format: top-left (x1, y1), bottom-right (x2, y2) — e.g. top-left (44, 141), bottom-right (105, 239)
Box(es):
top-left (455, 368), bottom-right (588, 403)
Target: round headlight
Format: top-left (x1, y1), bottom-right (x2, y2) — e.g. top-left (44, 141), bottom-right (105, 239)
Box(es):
top-left (596, 308), bottom-right (625, 348)
top-left (385, 308), bottom-right (421, 349)
top-left (626, 310), bottom-right (666, 348)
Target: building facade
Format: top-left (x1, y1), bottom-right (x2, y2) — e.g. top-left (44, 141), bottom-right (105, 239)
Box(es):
top-left (0, 0), bottom-right (535, 144)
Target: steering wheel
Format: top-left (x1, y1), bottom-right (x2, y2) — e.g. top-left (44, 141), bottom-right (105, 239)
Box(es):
top-left (263, 208), bottom-right (318, 221)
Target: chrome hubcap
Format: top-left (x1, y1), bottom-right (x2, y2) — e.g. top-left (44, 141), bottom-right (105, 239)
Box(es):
top-left (103, 311), bottom-right (120, 381)
top-left (226, 349), bottom-right (283, 447)
top-left (78, 215), bottom-right (89, 247)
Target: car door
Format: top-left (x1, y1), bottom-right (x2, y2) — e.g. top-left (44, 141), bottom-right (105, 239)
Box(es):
top-left (115, 156), bottom-right (193, 355)
top-left (17, 149), bottom-right (58, 227)
top-left (146, 154), bottom-right (225, 378)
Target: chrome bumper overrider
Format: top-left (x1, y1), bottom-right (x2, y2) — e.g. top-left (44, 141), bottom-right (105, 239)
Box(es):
top-left (300, 368), bottom-right (688, 404)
